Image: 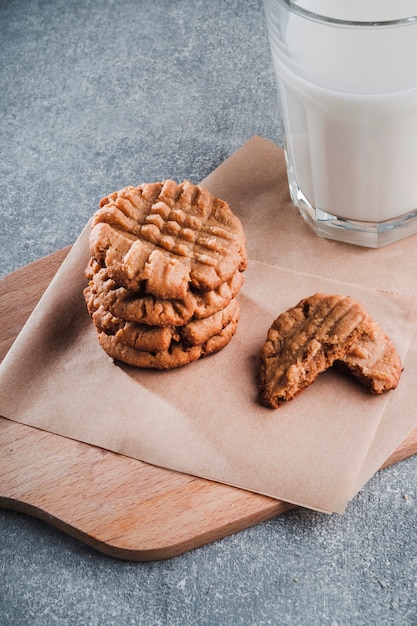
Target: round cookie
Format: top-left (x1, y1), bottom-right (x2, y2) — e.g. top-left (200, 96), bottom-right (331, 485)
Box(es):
top-left (88, 297), bottom-right (239, 353)
top-left (88, 179), bottom-right (247, 299)
top-left (84, 258), bottom-right (244, 327)
top-left (97, 314), bottom-right (240, 369)
top-left (87, 302), bottom-right (174, 352)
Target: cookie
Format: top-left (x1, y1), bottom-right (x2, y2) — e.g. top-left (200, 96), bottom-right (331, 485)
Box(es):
top-left (97, 313), bottom-right (239, 369)
top-left (86, 303), bottom-right (174, 352)
top-left (89, 179), bottom-right (247, 299)
top-left (88, 297), bottom-right (239, 353)
top-left (258, 293), bottom-right (373, 408)
top-left (178, 298), bottom-right (239, 346)
top-left (84, 257), bottom-right (244, 327)
top-left (337, 320), bottom-right (402, 394)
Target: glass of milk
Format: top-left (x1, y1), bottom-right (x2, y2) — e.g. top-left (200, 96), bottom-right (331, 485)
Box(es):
top-left (264, 0), bottom-right (417, 247)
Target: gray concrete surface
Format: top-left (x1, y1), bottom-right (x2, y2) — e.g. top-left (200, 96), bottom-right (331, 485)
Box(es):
top-left (1, 1), bottom-right (417, 624)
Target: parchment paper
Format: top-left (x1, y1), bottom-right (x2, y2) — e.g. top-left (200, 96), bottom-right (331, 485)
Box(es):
top-left (1, 136), bottom-right (417, 514)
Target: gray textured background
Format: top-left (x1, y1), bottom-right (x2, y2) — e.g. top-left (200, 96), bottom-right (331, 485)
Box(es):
top-left (1, 1), bottom-right (417, 624)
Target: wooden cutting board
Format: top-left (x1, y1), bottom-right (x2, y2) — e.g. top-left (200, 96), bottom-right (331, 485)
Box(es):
top-left (1, 248), bottom-right (417, 561)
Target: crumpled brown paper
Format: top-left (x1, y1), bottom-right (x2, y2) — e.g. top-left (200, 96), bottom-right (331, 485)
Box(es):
top-left (1, 136), bottom-right (417, 514)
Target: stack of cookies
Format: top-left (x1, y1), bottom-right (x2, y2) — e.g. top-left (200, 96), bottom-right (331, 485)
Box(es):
top-left (83, 179), bottom-right (247, 369)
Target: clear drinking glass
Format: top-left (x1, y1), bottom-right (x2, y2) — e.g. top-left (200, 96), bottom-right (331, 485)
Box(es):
top-left (264, 0), bottom-right (417, 247)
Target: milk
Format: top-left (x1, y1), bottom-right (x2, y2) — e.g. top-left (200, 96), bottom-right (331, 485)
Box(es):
top-left (266, 0), bottom-right (417, 227)
top-left (275, 60), bottom-right (417, 222)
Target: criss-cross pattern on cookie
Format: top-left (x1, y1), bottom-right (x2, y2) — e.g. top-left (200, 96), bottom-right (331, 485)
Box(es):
top-left (258, 293), bottom-right (373, 408)
top-left (258, 293), bottom-right (402, 409)
top-left (89, 180), bottom-right (247, 299)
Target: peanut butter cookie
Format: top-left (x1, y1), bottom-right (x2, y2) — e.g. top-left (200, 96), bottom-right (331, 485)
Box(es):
top-left (89, 179), bottom-right (247, 299)
top-left (84, 258), bottom-right (244, 327)
top-left (97, 310), bottom-right (240, 369)
top-left (258, 293), bottom-right (374, 408)
top-left (87, 296), bottom-right (239, 354)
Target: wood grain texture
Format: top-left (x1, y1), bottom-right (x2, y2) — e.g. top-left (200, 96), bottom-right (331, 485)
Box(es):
top-left (1, 248), bottom-right (416, 561)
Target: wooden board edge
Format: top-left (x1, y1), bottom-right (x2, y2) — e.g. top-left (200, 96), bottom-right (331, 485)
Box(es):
top-left (0, 495), bottom-right (295, 561)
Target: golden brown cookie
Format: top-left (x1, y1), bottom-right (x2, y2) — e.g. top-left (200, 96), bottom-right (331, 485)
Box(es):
top-left (84, 257), bottom-right (244, 327)
top-left (88, 297), bottom-right (239, 353)
top-left (86, 303), bottom-right (174, 352)
top-left (97, 312), bottom-right (240, 369)
top-left (337, 320), bottom-right (402, 394)
top-left (89, 180), bottom-right (247, 299)
top-left (258, 293), bottom-right (373, 408)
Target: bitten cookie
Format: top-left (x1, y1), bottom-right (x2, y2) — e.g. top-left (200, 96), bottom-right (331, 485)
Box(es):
top-left (258, 293), bottom-right (385, 409)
